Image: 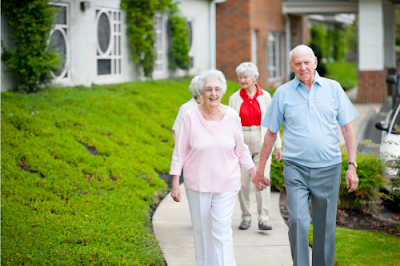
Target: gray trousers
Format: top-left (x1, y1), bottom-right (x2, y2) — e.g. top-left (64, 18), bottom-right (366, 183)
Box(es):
top-left (283, 160), bottom-right (341, 266)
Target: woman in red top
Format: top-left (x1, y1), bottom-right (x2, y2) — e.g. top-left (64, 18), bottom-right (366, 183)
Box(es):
top-left (228, 62), bottom-right (282, 231)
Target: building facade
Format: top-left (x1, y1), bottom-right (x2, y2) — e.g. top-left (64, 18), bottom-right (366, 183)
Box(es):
top-left (1, 0), bottom-right (216, 91)
top-left (216, 0), bottom-right (308, 89)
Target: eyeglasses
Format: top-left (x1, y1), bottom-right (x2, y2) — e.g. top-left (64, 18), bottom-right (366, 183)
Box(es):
top-left (204, 88), bottom-right (222, 93)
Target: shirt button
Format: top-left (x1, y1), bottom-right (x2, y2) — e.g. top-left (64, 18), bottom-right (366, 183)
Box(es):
top-left (250, 101), bottom-right (252, 103)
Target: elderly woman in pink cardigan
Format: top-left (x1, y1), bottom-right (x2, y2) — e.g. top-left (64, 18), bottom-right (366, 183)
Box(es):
top-left (169, 69), bottom-right (261, 266)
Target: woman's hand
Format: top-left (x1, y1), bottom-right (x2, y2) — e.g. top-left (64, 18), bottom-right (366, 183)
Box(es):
top-left (275, 148), bottom-right (282, 161)
top-left (250, 167), bottom-right (268, 191)
top-left (171, 175), bottom-right (181, 202)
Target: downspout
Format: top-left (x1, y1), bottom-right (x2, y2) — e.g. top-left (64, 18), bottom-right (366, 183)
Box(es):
top-left (283, 4), bottom-right (291, 81)
top-left (210, 0), bottom-right (228, 69)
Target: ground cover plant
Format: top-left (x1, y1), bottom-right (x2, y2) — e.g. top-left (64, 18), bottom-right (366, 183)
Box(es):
top-left (1, 78), bottom-right (241, 265)
top-left (308, 225), bottom-right (400, 266)
top-left (325, 61), bottom-right (358, 90)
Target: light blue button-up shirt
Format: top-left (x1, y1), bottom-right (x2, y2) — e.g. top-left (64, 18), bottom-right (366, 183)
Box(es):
top-left (262, 71), bottom-right (359, 168)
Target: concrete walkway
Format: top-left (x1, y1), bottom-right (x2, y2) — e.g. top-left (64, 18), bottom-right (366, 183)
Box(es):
top-left (153, 86), bottom-right (384, 266)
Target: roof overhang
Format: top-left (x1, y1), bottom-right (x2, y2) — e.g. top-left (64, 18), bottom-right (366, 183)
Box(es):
top-left (282, 1), bottom-right (359, 15)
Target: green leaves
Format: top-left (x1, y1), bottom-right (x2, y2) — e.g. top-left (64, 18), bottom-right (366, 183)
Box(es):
top-left (1, 0), bottom-right (60, 93)
top-left (120, 0), bottom-right (191, 77)
top-left (168, 15), bottom-right (191, 71)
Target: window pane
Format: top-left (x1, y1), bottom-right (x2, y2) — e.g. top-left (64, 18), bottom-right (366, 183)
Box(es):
top-left (50, 29), bottom-right (66, 77)
top-left (187, 21), bottom-right (193, 48)
top-left (98, 59), bottom-right (111, 75)
top-left (54, 6), bottom-right (67, 25)
top-left (98, 13), bottom-right (111, 53)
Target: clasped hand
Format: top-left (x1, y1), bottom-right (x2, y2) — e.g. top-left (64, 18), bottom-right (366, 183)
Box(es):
top-left (250, 167), bottom-right (270, 191)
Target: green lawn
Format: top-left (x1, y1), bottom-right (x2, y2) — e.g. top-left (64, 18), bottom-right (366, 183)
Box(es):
top-left (325, 61), bottom-right (358, 90)
top-left (1, 78), bottom-right (242, 265)
top-left (309, 225), bottom-right (400, 266)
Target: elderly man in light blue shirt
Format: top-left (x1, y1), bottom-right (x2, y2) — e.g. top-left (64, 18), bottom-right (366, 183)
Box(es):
top-left (253, 45), bottom-right (359, 266)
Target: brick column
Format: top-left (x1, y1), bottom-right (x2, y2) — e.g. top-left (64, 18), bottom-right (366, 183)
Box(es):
top-left (357, 70), bottom-right (387, 103)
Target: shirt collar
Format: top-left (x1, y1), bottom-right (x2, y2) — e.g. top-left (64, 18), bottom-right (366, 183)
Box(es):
top-left (293, 70), bottom-right (322, 89)
top-left (240, 84), bottom-right (264, 98)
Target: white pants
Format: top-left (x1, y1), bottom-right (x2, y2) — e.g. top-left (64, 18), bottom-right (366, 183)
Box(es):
top-left (239, 127), bottom-right (272, 222)
top-left (186, 188), bottom-right (238, 266)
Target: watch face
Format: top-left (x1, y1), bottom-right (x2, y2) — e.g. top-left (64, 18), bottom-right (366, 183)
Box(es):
top-left (349, 162), bottom-right (357, 168)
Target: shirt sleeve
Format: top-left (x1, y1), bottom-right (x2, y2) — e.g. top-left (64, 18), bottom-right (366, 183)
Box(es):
top-left (172, 105), bottom-right (185, 131)
top-left (336, 82), bottom-right (359, 126)
top-left (169, 112), bottom-right (191, 176)
top-left (234, 116), bottom-right (255, 170)
top-left (274, 130), bottom-right (282, 149)
top-left (261, 92), bottom-right (283, 134)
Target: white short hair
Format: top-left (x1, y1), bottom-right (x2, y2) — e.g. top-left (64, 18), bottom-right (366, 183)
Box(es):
top-left (188, 76), bottom-right (201, 96)
top-left (236, 62), bottom-right (259, 79)
top-left (289, 45), bottom-right (316, 62)
top-left (198, 69), bottom-right (227, 95)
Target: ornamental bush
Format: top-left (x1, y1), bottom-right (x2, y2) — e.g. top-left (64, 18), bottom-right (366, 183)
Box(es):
top-left (270, 149), bottom-right (386, 214)
top-left (121, 0), bottom-right (190, 77)
top-left (1, 0), bottom-right (60, 93)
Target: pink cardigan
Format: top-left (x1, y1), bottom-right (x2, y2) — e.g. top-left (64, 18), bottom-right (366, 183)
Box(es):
top-left (169, 106), bottom-right (255, 192)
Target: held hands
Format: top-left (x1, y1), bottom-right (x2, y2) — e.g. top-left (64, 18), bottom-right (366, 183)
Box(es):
top-left (346, 166), bottom-right (359, 193)
top-left (251, 168), bottom-right (270, 191)
top-left (170, 175), bottom-right (181, 202)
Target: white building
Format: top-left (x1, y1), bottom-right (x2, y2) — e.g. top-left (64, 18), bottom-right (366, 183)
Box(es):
top-left (1, 0), bottom-right (219, 91)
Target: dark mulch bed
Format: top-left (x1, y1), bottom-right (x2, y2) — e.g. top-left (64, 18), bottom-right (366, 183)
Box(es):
top-left (279, 191), bottom-right (400, 237)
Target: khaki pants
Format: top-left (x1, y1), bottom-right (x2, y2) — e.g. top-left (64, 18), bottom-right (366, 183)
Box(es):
top-left (239, 126), bottom-right (272, 222)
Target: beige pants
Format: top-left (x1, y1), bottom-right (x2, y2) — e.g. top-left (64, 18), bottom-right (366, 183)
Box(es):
top-left (239, 126), bottom-right (272, 222)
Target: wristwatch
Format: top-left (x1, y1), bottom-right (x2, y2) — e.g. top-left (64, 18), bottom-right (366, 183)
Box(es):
top-left (348, 162), bottom-right (357, 168)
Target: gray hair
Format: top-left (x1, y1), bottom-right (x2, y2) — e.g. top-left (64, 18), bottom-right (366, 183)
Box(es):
top-left (188, 76), bottom-right (201, 97)
top-left (236, 62), bottom-right (259, 79)
top-left (289, 45), bottom-right (316, 62)
top-left (198, 69), bottom-right (227, 95)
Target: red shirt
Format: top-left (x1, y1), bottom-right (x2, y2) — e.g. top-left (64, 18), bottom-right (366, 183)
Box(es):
top-left (239, 84), bottom-right (263, 126)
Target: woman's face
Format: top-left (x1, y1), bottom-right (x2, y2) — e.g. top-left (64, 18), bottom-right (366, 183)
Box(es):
top-left (238, 72), bottom-right (256, 90)
top-left (201, 77), bottom-right (223, 108)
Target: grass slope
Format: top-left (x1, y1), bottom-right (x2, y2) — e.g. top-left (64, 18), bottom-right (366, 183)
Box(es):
top-left (1, 78), bottom-right (242, 265)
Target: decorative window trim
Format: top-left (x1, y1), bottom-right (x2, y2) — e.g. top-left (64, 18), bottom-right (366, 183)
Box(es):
top-left (268, 32), bottom-right (285, 83)
top-left (96, 8), bottom-right (123, 79)
top-left (154, 13), bottom-right (165, 73)
top-left (187, 17), bottom-right (195, 68)
top-left (49, 2), bottom-right (70, 83)
top-left (251, 30), bottom-right (258, 65)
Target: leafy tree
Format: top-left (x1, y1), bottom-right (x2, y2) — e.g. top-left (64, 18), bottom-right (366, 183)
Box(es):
top-left (1, 0), bottom-right (60, 93)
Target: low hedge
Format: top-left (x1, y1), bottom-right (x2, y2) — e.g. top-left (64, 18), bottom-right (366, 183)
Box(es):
top-left (270, 150), bottom-right (386, 213)
top-left (1, 78), bottom-right (241, 265)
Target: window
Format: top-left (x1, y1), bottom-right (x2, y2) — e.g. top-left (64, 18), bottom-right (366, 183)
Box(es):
top-left (49, 3), bottom-right (70, 80)
top-left (251, 30), bottom-right (258, 65)
top-left (154, 13), bottom-right (164, 72)
top-left (187, 18), bottom-right (194, 68)
top-left (267, 32), bottom-right (284, 79)
top-left (96, 9), bottom-right (122, 76)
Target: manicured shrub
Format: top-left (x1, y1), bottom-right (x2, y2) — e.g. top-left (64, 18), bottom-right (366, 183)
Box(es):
top-left (270, 149), bottom-right (386, 214)
top-left (339, 151), bottom-right (386, 213)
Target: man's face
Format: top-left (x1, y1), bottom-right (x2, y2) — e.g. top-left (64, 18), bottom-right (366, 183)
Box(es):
top-left (290, 50), bottom-right (317, 85)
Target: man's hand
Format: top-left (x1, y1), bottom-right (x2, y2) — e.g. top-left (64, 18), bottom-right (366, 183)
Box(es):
top-left (171, 175), bottom-right (181, 202)
top-left (252, 170), bottom-right (270, 191)
top-left (345, 166), bottom-right (359, 192)
top-left (275, 148), bottom-right (282, 161)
